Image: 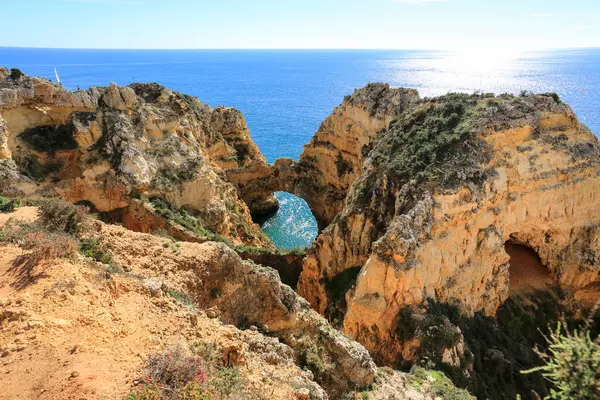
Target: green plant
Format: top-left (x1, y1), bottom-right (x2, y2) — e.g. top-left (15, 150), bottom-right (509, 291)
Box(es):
top-left (301, 344), bottom-right (325, 376)
top-left (0, 196), bottom-right (20, 213)
top-left (0, 219), bottom-right (79, 289)
top-left (10, 68), bottom-right (24, 80)
top-left (37, 197), bottom-right (89, 236)
top-left (125, 384), bottom-right (162, 400)
top-left (369, 93), bottom-right (489, 192)
top-left (211, 367), bottom-right (243, 400)
top-left (177, 382), bottom-right (212, 400)
top-left (147, 343), bottom-right (208, 392)
top-left (148, 197), bottom-right (231, 245)
top-left (80, 237), bottom-right (114, 265)
top-left (166, 287), bottom-right (194, 308)
top-left (521, 322), bottom-right (600, 399)
top-left (408, 367), bottom-right (474, 400)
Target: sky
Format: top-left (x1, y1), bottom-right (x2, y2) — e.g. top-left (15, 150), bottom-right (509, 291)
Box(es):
top-left (2, 0), bottom-right (599, 50)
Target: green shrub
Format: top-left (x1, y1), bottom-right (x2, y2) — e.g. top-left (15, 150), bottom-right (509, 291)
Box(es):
top-left (147, 343), bottom-right (208, 392)
top-left (0, 196), bottom-right (20, 213)
top-left (80, 237), bottom-right (114, 265)
top-left (211, 367), bottom-right (244, 399)
top-left (0, 219), bottom-right (79, 288)
top-left (408, 366), bottom-right (474, 400)
top-left (130, 341), bottom-right (247, 400)
top-left (521, 322), bottom-right (600, 399)
top-left (37, 198), bottom-right (89, 236)
top-left (301, 344), bottom-right (325, 376)
top-left (148, 197), bottom-right (231, 245)
top-left (166, 287), bottom-right (194, 308)
top-left (10, 68), bottom-right (24, 80)
top-left (369, 93), bottom-right (489, 191)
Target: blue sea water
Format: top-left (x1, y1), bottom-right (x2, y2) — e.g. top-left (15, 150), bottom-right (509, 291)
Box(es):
top-left (1, 48), bottom-right (599, 249)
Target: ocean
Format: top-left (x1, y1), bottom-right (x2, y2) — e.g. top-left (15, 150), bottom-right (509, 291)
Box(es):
top-left (1, 48), bottom-right (599, 249)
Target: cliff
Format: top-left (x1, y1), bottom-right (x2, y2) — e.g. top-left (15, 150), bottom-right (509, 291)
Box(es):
top-left (226, 84), bottom-right (419, 228)
top-left (0, 69), bottom-right (271, 247)
top-left (2, 68), bottom-right (599, 399)
top-left (296, 90), bottom-right (600, 377)
top-left (0, 203), bottom-right (470, 400)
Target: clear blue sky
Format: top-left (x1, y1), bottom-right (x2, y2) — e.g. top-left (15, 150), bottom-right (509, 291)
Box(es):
top-left (2, 0), bottom-right (599, 50)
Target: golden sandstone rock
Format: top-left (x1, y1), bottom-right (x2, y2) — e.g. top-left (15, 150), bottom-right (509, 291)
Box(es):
top-left (1, 68), bottom-right (598, 399)
top-left (0, 73), bottom-right (271, 247)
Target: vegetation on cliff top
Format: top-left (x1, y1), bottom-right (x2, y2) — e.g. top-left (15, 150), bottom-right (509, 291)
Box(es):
top-left (370, 93), bottom-right (491, 191)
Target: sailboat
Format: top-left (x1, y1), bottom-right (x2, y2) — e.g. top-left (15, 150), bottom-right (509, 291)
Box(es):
top-left (54, 67), bottom-right (62, 86)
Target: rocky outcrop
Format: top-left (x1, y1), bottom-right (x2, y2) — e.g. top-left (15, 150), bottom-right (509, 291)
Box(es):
top-left (297, 91), bottom-right (600, 366)
top-left (0, 72), bottom-right (271, 246)
top-left (226, 84), bottom-right (420, 227)
top-left (100, 221), bottom-right (376, 397)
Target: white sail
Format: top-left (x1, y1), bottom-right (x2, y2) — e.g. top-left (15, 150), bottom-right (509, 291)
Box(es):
top-left (54, 67), bottom-right (61, 85)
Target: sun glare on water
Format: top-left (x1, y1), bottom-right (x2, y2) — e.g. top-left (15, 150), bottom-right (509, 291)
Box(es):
top-left (395, 48), bottom-right (526, 97)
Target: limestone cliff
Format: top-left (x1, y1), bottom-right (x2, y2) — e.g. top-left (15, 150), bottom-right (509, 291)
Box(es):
top-left (226, 84), bottom-right (419, 227)
top-left (297, 91), bottom-right (600, 369)
top-left (0, 71), bottom-right (271, 247)
top-left (0, 204), bottom-right (470, 400)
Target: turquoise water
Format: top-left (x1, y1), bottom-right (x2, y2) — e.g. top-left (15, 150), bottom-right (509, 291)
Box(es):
top-left (259, 192), bottom-right (318, 250)
top-left (1, 48), bottom-right (599, 249)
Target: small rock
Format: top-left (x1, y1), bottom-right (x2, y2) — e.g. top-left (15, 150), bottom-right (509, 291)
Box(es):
top-left (206, 307), bottom-right (219, 319)
top-left (294, 388), bottom-right (310, 400)
top-left (143, 278), bottom-right (163, 297)
top-left (70, 371), bottom-right (80, 379)
top-left (249, 325), bottom-right (258, 332)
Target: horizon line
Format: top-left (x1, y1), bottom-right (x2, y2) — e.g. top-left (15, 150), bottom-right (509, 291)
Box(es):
top-left (2, 45), bottom-right (600, 52)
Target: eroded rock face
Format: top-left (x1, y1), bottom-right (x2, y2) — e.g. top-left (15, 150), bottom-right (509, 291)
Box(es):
top-left (98, 222), bottom-right (378, 397)
top-left (0, 73), bottom-right (271, 246)
top-left (226, 83), bottom-right (420, 227)
top-left (297, 92), bottom-right (600, 365)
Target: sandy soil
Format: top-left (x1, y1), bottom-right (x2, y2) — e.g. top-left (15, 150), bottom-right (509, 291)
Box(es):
top-left (0, 208), bottom-right (319, 400)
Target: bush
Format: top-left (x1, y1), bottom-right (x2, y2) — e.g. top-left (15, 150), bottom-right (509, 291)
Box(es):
top-left (148, 197), bottom-right (230, 245)
top-left (37, 198), bottom-right (89, 236)
top-left (10, 68), bottom-right (24, 80)
top-left (369, 93), bottom-right (489, 191)
top-left (146, 343), bottom-right (208, 394)
top-left (521, 322), bottom-right (600, 399)
top-left (80, 237), bottom-right (114, 265)
top-left (0, 219), bottom-right (79, 289)
top-left (301, 344), bottom-right (325, 376)
top-left (408, 366), bottom-right (474, 400)
top-left (0, 196), bottom-right (20, 213)
top-left (0, 198), bottom-right (90, 280)
top-left (130, 341), bottom-right (248, 400)
top-left (211, 367), bottom-right (243, 399)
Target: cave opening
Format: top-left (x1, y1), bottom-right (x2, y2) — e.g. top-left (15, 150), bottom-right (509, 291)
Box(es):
top-left (256, 191), bottom-right (318, 250)
top-left (505, 240), bottom-right (553, 296)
